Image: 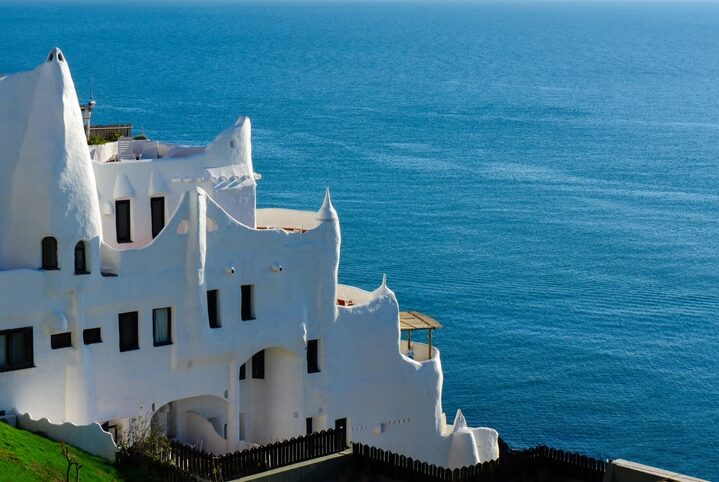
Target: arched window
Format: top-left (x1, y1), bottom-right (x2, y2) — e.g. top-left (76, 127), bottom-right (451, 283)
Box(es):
top-left (41, 237), bottom-right (58, 270)
top-left (74, 241), bottom-right (88, 274)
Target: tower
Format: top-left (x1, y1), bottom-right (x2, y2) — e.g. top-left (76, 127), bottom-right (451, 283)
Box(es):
top-left (0, 48), bottom-right (102, 272)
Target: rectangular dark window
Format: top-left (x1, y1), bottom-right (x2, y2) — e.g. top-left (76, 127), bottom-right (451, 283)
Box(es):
top-left (251, 350), bottom-right (265, 379)
top-left (118, 311), bottom-right (139, 352)
top-left (153, 307), bottom-right (172, 346)
top-left (74, 241), bottom-right (89, 275)
top-left (306, 417), bottom-right (313, 435)
top-left (239, 363), bottom-right (246, 380)
top-left (241, 284), bottom-right (255, 321)
top-left (116, 200), bottom-right (132, 244)
top-left (151, 197), bottom-right (165, 239)
top-left (51, 332), bottom-right (72, 349)
top-left (207, 290), bottom-right (221, 328)
top-left (0, 327), bottom-right (34, 372)
top-left (41, 237), bottom-right (58, 270)
top-left (83, 328), bottom-right (102, 345)
top-left (307, 339), bottom-right (320, 373)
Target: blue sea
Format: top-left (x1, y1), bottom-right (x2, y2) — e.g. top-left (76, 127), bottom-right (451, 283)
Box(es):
top-left (2, 2), bottom-right (718, 479)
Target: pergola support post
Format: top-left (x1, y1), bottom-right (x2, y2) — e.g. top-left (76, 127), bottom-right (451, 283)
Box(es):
top-left (428, 329), bottom-right (433, 358)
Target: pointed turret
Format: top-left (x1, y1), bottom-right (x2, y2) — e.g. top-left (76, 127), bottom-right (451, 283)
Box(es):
top-left (316, 187), bottom-right (338, 222)
top-left (372, 273), bottom-right (394, 298)
top-left (0, 48), bottom-right (102, 270)
top-left (452, 409), bottom-right (468, 433)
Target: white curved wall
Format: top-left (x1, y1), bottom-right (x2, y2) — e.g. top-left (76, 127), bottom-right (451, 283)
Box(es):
top-left (0, 52), bottom-right (497, 470)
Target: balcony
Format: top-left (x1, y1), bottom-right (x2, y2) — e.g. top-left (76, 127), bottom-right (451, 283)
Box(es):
top-left (255, 208), bottom-right (320, 233)
top-left (400, 311), bottom-right (442, 363)
top-left (336, 284), bottom-right (373, 307)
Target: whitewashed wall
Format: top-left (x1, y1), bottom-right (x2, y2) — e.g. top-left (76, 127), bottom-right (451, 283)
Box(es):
top-left (0, 50), bottom-right (498, 470)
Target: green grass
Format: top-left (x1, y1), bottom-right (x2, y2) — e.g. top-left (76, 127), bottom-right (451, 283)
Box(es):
top-left (0, 420), bottom-right (127, 481)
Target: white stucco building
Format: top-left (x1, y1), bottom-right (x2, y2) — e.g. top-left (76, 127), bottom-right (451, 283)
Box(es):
top-left (0, 49), bottom-right (498, 469)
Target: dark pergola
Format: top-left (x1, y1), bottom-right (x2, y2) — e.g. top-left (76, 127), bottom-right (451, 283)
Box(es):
top-left (399, 311), bottom-right (442, 356)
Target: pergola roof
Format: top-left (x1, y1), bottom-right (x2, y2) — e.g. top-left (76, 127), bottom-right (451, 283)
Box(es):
top-left (399, 311), bottom-right (442, 331)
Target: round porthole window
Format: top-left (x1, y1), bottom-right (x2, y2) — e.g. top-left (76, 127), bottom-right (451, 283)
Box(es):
top-left (58, 52), bottom-right (64, 62)
top-left (230, 139), bottom-right (236, 149)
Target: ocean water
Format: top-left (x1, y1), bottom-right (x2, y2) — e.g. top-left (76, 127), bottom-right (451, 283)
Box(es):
top-left (2, 2), bottom-right (718, 479)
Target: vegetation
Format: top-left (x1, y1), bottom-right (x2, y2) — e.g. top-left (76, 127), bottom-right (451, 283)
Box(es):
top-left (116, 416), bottom-right (171, 461)
top-left (0, 420), bottom-right (125, 481)
top-left (88, 132), bottom-right (123, 145)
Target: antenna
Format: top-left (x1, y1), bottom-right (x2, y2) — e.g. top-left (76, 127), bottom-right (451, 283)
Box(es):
top-left (89, 71), bottom-right (94, 100)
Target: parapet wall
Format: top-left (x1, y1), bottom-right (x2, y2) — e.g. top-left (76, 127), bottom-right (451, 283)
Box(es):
top-left (17, 412), bottom-right (117, 461)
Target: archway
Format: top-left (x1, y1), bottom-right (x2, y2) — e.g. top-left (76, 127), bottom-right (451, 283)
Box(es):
top-left (237, 346), bottom-right (303, 445)
top-left (151, 395), bottom-right (228, 454)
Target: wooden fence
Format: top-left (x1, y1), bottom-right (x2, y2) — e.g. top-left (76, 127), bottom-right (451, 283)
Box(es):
top-left (118, 426), bottom-right (347, 481)
top-left (89, 124), bottom-right (132, 140)
top-left (352, 443), bottom-right (606, 482)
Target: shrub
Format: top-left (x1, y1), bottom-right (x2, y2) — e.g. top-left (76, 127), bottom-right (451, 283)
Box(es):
top-left (117, 416), bottom-right (171, 463)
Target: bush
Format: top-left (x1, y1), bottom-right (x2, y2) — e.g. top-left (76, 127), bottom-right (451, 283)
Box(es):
top-left (117, 416), bottom-right (171, 463)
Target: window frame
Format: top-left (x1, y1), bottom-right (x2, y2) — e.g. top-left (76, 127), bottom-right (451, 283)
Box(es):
top-left (150, 196), bottom-right (166, 239)
top-left (115, 199), bottom-right (132, 244)
top-left (251, 350), bottom-right (265, 379)
top-left (51, 332), bottom-right (72, 350)
top-left (0, 327), bottom-right (34, 372)
top-left (83, 328), bottom-right (102, 345)
top-left (118, 311), bottom-right (139, 352)
top-left (207, 289), bottom-right (221, 328)
top-left (152, 307), bottom-right (172, 347)
top-left (241, 284), bottom-right (255, 321)
top-left (74, 240), bottom-right (89, 275)
top-left (307, 339), bottom-right (320, 374)
top-left (41, 237), bottom-right (59, 270)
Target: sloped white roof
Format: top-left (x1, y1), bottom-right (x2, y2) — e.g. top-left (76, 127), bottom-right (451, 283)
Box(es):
top-left (0, 48), bottom-right (102, 268)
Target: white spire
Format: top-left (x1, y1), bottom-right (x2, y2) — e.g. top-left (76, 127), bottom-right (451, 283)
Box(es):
top-left (316, 187), bottom-right (337, 222)
top-left (452, 409), bottom-right (468, 433)
top-left (372, 273), bottom-right (393, 298)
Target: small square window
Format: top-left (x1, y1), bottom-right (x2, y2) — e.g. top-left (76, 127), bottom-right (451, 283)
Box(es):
top-left (118, 312), bottom-right (139, 352)
top-left (83, 328), bottom-right (102, 345)
top-left (241, 285), bottom-right (255, 321)
top-left (0, 327), bottom-right (34, 372)
top-left (153, 307), bottom-right (172, 346)
top-left (51, 332), bottom-right (72, 349)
